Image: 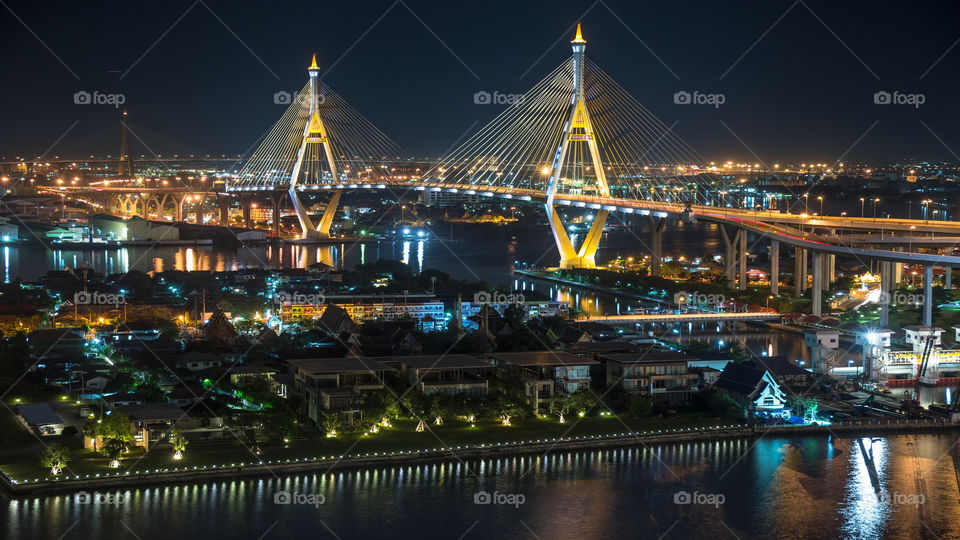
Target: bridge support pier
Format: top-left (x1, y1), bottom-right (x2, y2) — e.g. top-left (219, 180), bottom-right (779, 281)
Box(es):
top-left (827, 254), bottom-right (836, 286)
top-left (316, 190), bottom-right (341, 238)
top-left (720, 226), bottom-right (741, 289)
top-left (820, 252), bottom-right (831, 292)
top-left (879, 260), bottom-right (890, 327)
top-left (770, 240), bottom-right (779, 296)
top-left (946, 267), bottom-right (952, 290)
top-left (924, 265), bottom-right (933, 327)
top-left (648, 216), bottom-right (665, 277)
top-left (794, 246), bottom-right (806, 296)
top-left (173, 195), bottom-right (185, 222)
top-left (191, 194), bottom-right (206, 224)
top-left (738, 228), bottom-right (747, 290)
top-left (289, 189), bottom-right (342, 241)
top-left (242, 196), bottom-right (252, 228)
top-left (218, 198), bottom-right (229, 226)
top-left (811, 251), bottom-right (823, 317)
top-left (268, 193), bottom-right (284, 238)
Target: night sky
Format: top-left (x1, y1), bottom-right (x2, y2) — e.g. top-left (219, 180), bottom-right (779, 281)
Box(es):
top-left (2, 0), bottom-right (960, 164)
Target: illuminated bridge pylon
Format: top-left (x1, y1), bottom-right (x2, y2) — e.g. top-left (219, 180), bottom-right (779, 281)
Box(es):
top-left (423, 24), bottom-right (719, 269)
top-left (229, 54), bottom-right (402, 240)
top-left (544, 24), bottom-right (609, 268)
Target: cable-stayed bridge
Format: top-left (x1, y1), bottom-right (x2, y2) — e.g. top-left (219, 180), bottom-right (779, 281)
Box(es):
top-left (49, 25), bottom-right (960, 325)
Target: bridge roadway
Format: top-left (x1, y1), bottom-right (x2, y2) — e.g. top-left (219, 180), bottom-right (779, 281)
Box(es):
top-left (272, 180), bottom-right (960, 266)
top-left (55, 179), bottom-right (960, 266)
top-left (577, 312), bottom-right (782, 324)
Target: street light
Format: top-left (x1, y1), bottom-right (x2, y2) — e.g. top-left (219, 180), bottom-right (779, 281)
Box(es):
top-left (860, 197), bottom-right (865, 218)
top-left (817, 195), bottom-right (823, 216)
top-left (873, 198), bottom-right (880, 222)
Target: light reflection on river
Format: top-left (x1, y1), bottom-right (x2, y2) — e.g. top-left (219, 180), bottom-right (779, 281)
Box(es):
top-left (6, 434), bottom-right (960, 539)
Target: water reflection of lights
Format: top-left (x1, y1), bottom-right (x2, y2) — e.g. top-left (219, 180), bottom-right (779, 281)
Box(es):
top-left (843, 437), bottom-right (888, 538)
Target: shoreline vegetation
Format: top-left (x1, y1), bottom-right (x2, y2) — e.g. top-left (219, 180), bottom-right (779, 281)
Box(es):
top-left (2, 418), bottom-right (953, 496)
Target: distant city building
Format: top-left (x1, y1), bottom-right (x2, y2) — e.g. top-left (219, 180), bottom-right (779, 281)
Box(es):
top-left (418, 189), bottom-right (483, 207)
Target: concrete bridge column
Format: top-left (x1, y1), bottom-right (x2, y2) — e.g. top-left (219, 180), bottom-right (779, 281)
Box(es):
top-left (924, 265), bottom-right (934, 327)
top-left (801, 249), bottom-right (808, 293)
top-left (879, 260), bottom-right (892, 327)
top-left (720, 226), bottom-right (741, 289)
top-left (193, 194), bottom-right (207, 224)
top-left (648, 216), bottom-right (665, 277)
top-left (828, 254), bottom-right (836, 285)
top-left (269, 193), bottom-right (283, 238)
top-left (138, 193), bottom-right (150, 219)
top-left (811, 251), bottom-right (823, 317)
top-left (218, 197), bottom-right (230, 226)
top-left (945, 267), bottom-right (952, 290)
top-left (316, 191), bottom-right (342, 239)
top-left (173, 195), bottom-right (184, 222)
top-left (821, 252), bottom-right (831, 292)
top-left (770, 240), bottom-right (779, 296)
top-left (158, 194), bottom-right (169, 221)
top-left (794, 246), bottom-right (806, 296)
top-left (242, 196), bottom-right (252, 228)
top-left (738, 229), bottom-right (747, 290)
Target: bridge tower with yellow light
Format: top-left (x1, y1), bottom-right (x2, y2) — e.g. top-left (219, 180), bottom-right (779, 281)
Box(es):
top-left (544, 24), bottom-right (610, 269)
top-left (288, 54), bottom-right (341, 240)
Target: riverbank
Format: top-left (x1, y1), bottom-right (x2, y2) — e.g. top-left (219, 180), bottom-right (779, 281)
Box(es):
top-left (514, 269), bottom-right (669, 305)
top-left (3, 418), bottom-right (954, 497)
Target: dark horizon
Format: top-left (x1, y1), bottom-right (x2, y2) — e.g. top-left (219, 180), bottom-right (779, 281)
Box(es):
top-left (2, 0), bottom-right (960, 164)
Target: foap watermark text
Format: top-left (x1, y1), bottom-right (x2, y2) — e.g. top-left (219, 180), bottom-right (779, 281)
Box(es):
top-left (674, 90), bottom-right (725, 108)
top-left (474, 490), bottom-right (525, 508)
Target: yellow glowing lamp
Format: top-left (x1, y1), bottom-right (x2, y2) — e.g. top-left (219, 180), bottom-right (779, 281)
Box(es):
top-left (572, 23), bottom-right (586, 44)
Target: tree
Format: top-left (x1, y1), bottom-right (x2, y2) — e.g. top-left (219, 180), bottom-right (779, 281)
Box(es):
top-left (98, 410), bottom-right (134, 444)
top-left (262, 406), bottom-right (297, 443)
top-left (321, 412), bottom-right (342, 438)
top-left (39, 444), bottom-right (71, 475)
top-left (100, 438), bottom-right (130, 468)
top-left (567, 388), bottom-right (597, 416)
top-left (488, 376), bottom-right (529, 425)
top-left (626, 395), bottom-right (654, 419)
top-left (549, 395), bottom-right (570, 422)
top-left (788, 396), bottom-right (820, 423)
top-left (170, 427), bottom-right (188, 460)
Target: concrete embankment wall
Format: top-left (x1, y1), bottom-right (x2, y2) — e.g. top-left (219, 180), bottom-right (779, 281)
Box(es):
top-left (2, 420), bottom-right (954, 496)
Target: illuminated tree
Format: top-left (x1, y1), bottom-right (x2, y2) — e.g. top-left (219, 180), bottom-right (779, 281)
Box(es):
top-left (39, 444), bottom-right (71, 475)
top-left (100, 438), bottom-right (130, 468)
top-left (567, 388), bottom-right (597, 416)
top-left (321, 412), bottom-right (342, 438)
top-left (550, 396), bottom-right (570, 423)
top-left (170, 427), bottom-right (188, 460)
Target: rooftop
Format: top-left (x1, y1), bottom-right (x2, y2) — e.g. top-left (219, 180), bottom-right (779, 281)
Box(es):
top-left (600, 352), bottom-right (695, 365)
top-left (397, 355), bottom-right (494, 370)
top-left (122, 403), bottom-right (185, 422)
top-left (16, 403), bottom-right (63, 426)
top-left (488, 351), bottom-right (599, 367)
top-left (288, 357), bottom-right (394, 374)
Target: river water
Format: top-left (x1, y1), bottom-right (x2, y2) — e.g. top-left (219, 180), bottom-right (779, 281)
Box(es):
top-left (5, 433), bottom-right (960, 539)
top-left (1, 221), bottom-right (725, 285)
